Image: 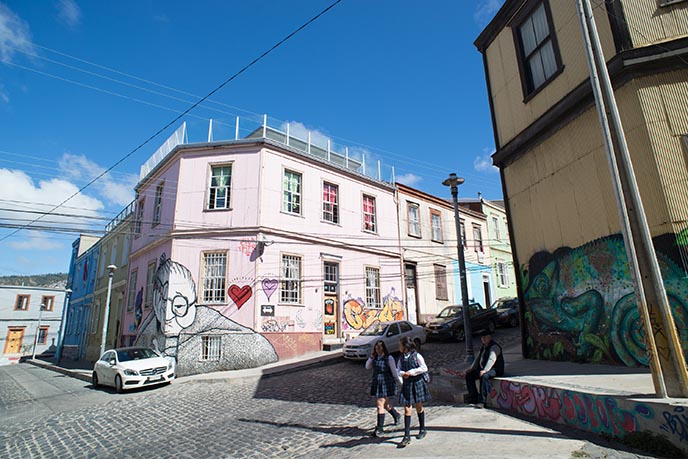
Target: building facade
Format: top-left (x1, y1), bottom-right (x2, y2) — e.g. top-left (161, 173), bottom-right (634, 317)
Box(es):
top-left (1, 285), bottom-right (67, 364)
top-left (122, 127), bottom-right (403, 376)
top-left (475, 0), bottom-right (688, 366)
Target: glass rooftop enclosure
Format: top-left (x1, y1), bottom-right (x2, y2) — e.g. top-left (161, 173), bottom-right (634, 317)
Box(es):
top-left (139, 115), bottom-right (396, 186)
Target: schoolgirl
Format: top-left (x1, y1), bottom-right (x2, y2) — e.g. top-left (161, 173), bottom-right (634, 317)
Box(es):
top-left (397, 336), bottom-right (430, 447)
top-left (365, 340), bottom-right (401, 437)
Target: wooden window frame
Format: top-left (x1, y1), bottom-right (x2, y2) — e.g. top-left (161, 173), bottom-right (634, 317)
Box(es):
top-left (434, 264), bottom-right (448, 300)
top-left (430, 209), bottom-right (443, 243)
top-left (41, 295), bottom-right (55, 311)
top-left (14, 294), bottom-right (30, 311)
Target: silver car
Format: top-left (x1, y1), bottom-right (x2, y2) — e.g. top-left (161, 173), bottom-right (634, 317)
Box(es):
top-left (343, 320), bottom-right (426, 360)
top-left (92, 347), bottom-right (175, 393)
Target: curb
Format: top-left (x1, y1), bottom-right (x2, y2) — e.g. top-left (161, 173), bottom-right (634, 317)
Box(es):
top-left (26, 358), bottom-right (93, 383)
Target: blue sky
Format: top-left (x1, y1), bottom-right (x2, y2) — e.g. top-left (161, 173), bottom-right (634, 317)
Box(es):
top-left (0, 0), bottom-right (504, 276)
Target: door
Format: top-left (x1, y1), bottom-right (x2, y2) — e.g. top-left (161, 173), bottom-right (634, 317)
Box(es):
top-left (482, 275), bottom-right (492, 309)
top-left (4, 328), bottom-right (24, 354)
top-left (405, 264), bottom-right (419, 324)
top-left (323, 261), bottom-right (340, 338)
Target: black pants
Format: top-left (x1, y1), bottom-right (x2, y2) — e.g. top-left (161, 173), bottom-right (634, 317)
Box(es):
top-left (465, 368), bottom-right (493, 403)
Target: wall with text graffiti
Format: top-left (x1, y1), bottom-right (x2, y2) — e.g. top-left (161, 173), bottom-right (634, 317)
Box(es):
top-left (520, 232), bottom-right (688, 366)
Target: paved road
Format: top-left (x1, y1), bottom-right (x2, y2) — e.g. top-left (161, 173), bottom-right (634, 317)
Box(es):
top-left (0, 328), bottom-right (655, 459)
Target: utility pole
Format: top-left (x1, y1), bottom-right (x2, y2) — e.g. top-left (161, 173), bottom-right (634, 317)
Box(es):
top-left (576, 0), bottom-right (688, 397)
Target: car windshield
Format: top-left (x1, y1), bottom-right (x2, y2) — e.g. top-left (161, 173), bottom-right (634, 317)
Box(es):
top-left (117, 348), bottom-right (159, 362)
top-left (437, 306), bottom-right (461, 318)
top-left (360, 322), bottom-right (387, 336)
top-left (493, 298), bottom-right (515, 309)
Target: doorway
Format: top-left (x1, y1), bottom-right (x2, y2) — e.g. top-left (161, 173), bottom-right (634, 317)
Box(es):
top-left (4, 328), bottom-right (24, 354)
top-left (482, 275), bottom-right (492, 308)
top-left (323, 261), bottom-right (340, 339)
top-left (405, 263), bottom-right (419, 324)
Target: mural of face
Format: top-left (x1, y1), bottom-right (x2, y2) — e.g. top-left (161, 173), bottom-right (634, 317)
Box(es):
top-left (153, 257), bottom-right (198, 335)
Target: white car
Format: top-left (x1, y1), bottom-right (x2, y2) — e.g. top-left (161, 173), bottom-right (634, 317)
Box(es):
top-left (343, 320), bottom-right (427, 360)
top-left (92, 347), bottom-right (175, 393)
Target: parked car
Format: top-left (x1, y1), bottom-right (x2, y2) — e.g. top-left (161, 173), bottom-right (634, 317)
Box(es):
top-left (424, 303), bottom-right (497, 341)
top-left (492, 297), bottom-right (519, 328)
top-left (92, 347), bottom-right (175, 393)
top-left (343, 320), bottom-right (426, 360)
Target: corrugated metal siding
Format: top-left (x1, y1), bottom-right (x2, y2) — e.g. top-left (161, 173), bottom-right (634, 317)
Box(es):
top-left (622, 0), bottom-right (688, 47)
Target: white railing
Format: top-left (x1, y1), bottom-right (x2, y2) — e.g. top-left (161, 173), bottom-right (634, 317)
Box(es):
top-left (139, 122), bottom-right (187, 180)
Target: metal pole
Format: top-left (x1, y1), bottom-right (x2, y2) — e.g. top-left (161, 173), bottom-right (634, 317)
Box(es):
top-left (54, 288), bottom-right (72, 363)
top-left (443, 173), bottom-right (473, 362)
top-left (32, 304), bottom-right (45, 360)
top-left (100, 265), bottom-right (117, 357)
top-left (577, 0), bottom-right (688, 397)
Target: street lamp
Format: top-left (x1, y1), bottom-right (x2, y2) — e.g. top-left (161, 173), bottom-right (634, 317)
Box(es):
top-left (31, 303), bottom-right (46, 360)
top-left (100, 265), bottom-right (117, 357)
top-left (54, 288), bottom-right (72, 363)
top-left (443, 173), bottom-right (474, 363)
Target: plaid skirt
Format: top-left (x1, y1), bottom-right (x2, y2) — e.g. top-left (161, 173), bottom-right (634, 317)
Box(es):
top-left (399, 375), bottom-right (431, 406)
top-left (370, 373), bottom-right (397, 398)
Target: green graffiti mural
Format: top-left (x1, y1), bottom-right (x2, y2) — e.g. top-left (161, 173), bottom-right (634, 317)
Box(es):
top-left (521, 233), bottom-right (688, 366)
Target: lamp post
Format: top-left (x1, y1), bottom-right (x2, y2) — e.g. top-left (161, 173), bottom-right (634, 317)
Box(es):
top-left (54, 288), bottom-right (72, 363)
top-left (443, 173), bottom-right (474, 363)
top-left (100, 265), bottom-right (117, 357)
top-left (31, 303), bottom-right (46, 360)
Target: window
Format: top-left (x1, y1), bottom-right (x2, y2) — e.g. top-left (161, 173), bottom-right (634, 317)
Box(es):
top-left (38, 327), bottom-right (49, 345)
top-left (134, 199), bottom-right (144, 237)
top-left (324, 262), bottom-right (338, 294)
top-left (14, 294), bottom-right (30, 311)
top-left (110, 239), bottom-right (118, 267)
top-left (399, 322), bottom-right (412, 333)
top-left (473, 225), bottom-right (484, 252)
top-left (122, 235), bottom-right (130, 266)
top-left (362, 194), bottom-right (377, 232)
top-left (434, 265), bottom-right (448, 300)
top-left (127, 269), bottom-right (138, 312)
top-left (145, 261), bottom-right (156, 309)
top-left (283, 170), bottom-right (302, 215)
top-left (514, 1), bottom-right (562, 97)
top-left (492, 216), bottom-right (501, 241)
top-left (202, 252), bottom-right (227, 303)
top-left (365, 267), bottom-right (381, 308)
top-left (208, 165), bottom-right (232, 210)
top-left (99, 246), bottom-right (107, 278)
top-left (280, 254), bottom-right (302, 304)
top-left (407, 202), bottom-right (421, 237)
top-left (497, 261), bottom-right (510, 287)
top-left (460, 220), bottom-right (467, 248)
top-left (322, 182), bottom-right (339, 224)
top-left (90, 303), bottom-right (100, 334)
top-left (201, 335), bottom-right (221, 361)
top-left (41, 296), bottom-right (55, 311)
top-left (430, 210), bottom-right (443, 242)
top-left (153, 182), bottom-right (164, 226)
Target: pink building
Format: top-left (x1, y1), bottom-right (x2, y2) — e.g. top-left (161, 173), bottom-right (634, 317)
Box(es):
top-left (122, 124), bottom-right (404, 375)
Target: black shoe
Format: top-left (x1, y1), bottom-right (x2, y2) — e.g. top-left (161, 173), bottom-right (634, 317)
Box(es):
top-left (416, 429), bottom-right (427, 440)
top-left (372, 427), bottom-right (384, 437)
top-left (399, 436), bottom-right (411, 447)
top-left (473, 402), bottom-right (485, 409)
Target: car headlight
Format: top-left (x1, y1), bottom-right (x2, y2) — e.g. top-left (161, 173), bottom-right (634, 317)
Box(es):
top-left (167, 362), bottom-right (174, 371)
top-left (123, 369), bottom-right (139, 376)
top-left (361, 343), bottom-right (372, 349)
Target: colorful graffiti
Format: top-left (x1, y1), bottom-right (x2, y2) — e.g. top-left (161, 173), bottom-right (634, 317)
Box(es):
top-left (228, 284), bottom-right (252, 309)
top-left (660, 406), bottom-right (688, 443)
top-left (261, 278), bottom-right (278, 301)
top-left (343, 288), bottom-right (404, 330)
top-left (521, 233), bottom-right (688, 366)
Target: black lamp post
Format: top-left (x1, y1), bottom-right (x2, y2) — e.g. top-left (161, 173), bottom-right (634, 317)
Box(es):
top-left (443, 173), bottom-right (474, 363)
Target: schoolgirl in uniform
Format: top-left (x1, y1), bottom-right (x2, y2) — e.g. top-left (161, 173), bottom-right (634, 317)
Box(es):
top-left (397, 335), bottom-right (430, 447)
top-left (365, 340), bottom-right (401, 437)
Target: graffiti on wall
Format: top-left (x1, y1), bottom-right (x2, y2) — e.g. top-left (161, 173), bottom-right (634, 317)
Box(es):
top-left (261, 316), bottom-right (294, 333)
top-left (520, 233), bottom-right (688, 366)
top-left (261, 277), bottom-right (278, 301)
top-left (343, 288), bottom-right (404, 330)
top-left (660, 406), bottom-right (688, 443)
top-left (134, 254), bottom-right (277, 375)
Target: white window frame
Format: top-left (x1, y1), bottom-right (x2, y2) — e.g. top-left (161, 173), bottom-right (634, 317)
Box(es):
top-left (207, 164), bottom-right (232, 210)
top-left (280, 254), bottom-right (302, 304)
top-left (362, 194), bottom-right (377, 233)
top-left (282, 169), bottom-right (302, 215)
top-left (322, 181), bottom-right (339, 224)
top-left (152, 182), bottom-right (164, 226)
top-left (365, 266), bottom-right (381, 309)
top-left (430, 209), bottom-right (443, 242)
top-left (497, 261), bottom-right (510, 287)
top-left (127, 269), bottom-right (138, 312)
top-left (492, 215), bottom-right (500, 241)
top-left (134, 198), bottom-right (144, 237)
top-left (145, 261), bottom-right (156, 309)
top-left (110, 239), bottom-right (118, 266)
top-left (473, 225), bottom-right (484, 253)
top-left (407, 202), bottom-right (421, 237)
top-left (202, 251), bottom-right (228, 304)
top-left (200, 335), bottom-right (221, 361)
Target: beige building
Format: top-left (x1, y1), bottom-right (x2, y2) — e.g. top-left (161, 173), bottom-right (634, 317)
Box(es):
top-left (475, 0), bottom-right (688, 366)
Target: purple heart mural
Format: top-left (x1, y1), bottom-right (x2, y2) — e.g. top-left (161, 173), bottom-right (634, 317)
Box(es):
top-left (262, 278), bottom-right (278, 301)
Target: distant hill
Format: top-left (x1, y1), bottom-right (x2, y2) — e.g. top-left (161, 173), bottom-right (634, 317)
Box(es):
top-left (0, 273), bottom-right (68, 289)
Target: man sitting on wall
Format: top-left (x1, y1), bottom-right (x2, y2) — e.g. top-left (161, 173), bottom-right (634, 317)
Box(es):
top-left (462, 330), bottom-right (504, 407)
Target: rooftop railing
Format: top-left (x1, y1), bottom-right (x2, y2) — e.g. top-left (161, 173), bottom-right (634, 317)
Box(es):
top-left (104, 200), bottom-right (135, 234)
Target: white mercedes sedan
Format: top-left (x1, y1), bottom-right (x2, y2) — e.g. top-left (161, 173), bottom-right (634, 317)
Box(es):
top-left (92, 347), bottom-right (175, 393)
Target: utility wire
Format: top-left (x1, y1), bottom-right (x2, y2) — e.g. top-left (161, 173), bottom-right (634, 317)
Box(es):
top-left (0, 0), bottom-right (343, 245)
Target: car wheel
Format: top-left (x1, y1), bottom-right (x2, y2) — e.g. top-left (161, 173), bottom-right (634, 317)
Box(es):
top-left (453, 327), bottom-right (465, 342)
top-left (509, 316), bottom-right (518, 328)
top-left (115, 375), bottom-right (124, 394)
top-left (92, 372), bottom-right (99, 387)
top-left (414, 338), bottom-right (422, 351)
top-left (487, 320), bottom-right (496, 333)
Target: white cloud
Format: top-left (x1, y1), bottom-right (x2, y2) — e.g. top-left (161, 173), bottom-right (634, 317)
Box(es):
top-left (0, 84), bottom-right (8, 103)
top-left (474, 149), bottom-right (499, 173)
top-left (281, 121), bottom-right (332, 149)
top-left (474, 0), bottom-right (504, 28)
top-left (56, 0), bottom-right (81, 28)
top-left (58, 153), bottom-right (137, 206)
top-left (0, 3), bottom-right (35, 62)
top-left (395, 173), bottom-right (422, 187)
top-left (8, 233), bottom-right (62, 250)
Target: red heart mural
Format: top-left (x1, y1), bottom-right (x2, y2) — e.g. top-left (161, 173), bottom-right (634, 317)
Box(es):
top-left (228, 284), bottom-right (252, 309)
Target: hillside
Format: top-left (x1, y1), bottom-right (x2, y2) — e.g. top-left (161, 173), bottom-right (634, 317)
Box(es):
top-left (0, 273), bottom-right (68, 289)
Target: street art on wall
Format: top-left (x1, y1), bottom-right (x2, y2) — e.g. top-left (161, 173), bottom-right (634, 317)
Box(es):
top-left (134, 254), bottom-right (277, 376)
top-left (261, 277), bottom-right (278, 301)
top-left (228, 284), bottom-right (252, 309)
top-left (261, 316), bottom-right (293, 333)
top-left (343, 288), bottom-right (404, 330)
top-left (520, 233), bottom-right (688, 366)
